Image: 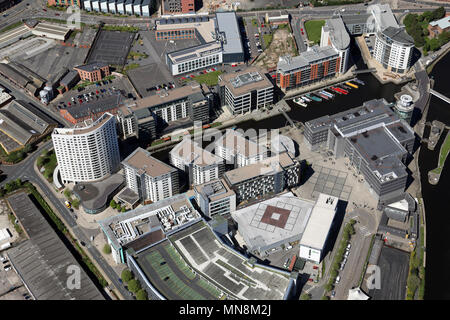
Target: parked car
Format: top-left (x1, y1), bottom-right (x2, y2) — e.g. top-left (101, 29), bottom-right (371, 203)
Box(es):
top-left (331, 291), bottom-right (336, 298)
top-left (335, 275), bottom-right (341, 284)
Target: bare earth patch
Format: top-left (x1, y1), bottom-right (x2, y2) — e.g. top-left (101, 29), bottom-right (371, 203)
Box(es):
top-left (253, 29), bottom-right (297, 70)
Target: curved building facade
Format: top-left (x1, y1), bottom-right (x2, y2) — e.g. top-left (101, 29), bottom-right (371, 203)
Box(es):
top-left (52, 113), bottom-right (120, 183)
top-left (320, 17), bottom-right (351, 73)
top-left (373, 27), bottom-right (414, 74)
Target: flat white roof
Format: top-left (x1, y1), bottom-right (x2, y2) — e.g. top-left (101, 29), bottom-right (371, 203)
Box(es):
top-left (300, 193), bottom-right (338, 250)
top-left (231, 192), bottom-right (314, 251)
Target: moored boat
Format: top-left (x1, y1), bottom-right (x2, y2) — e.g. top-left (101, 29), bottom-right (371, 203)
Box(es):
top-left (345, 81), bottom-right (358, 89)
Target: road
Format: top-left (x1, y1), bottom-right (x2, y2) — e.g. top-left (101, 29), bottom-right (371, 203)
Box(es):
top-left (0, 143), bottom-right (133, 300)
top-left (291, 16), bottom-right (308, 53)
top-left (333, 209), bottom-right (377, 299)
top-left (0, 0), bottom-right (438, 31)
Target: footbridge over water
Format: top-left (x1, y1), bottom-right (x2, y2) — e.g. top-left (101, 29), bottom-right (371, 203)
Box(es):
top-left (430, 89), bottom-right (450, 104)
top-left (353, 68), bottom-right (376, 74)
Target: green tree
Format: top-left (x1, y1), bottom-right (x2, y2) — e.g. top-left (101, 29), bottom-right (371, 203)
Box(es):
top-left (103, 243), bottom-right (112, 254)
top-left (37, 156), bottom-right (46, 167)
top-left (324, 282), bottom-right (334, 292)
top-left (71, 198), bottom-right (80, 209)
top-left (64, 189), bottom-right (72, 199)
top-left (429, 38), bottom-right (441, 51)
top-left (321, 295), bottom-right (330, 300)
top-left (110, 199), bottom-right (117, 209)
top-left (300, 293), bottom-right (311, 300)
top-left (120, 206), bottom-right (127, 213)
top-left (136, 289), bottom-right (148, 300)
top-left (432, 7), bottom-right (445, 21)
top-left (121, 269), bottom-right (133, 283)
top-left (128, 279), bottom-right (141, 293)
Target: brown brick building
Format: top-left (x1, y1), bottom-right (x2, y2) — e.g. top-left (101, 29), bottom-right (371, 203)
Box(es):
top-left (428, 16), bottom-right (450, 38)
top-left (162, 0), bottom-right (195, 15)
top-left (73, 62), bottom-right (110, 82)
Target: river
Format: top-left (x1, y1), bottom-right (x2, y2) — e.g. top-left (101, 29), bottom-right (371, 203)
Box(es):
top-left (421, 53), bottom-right (450, 300)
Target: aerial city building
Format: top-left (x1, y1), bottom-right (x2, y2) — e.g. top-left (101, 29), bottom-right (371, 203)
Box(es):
top-left (52, 113), bottom-right (120, 183)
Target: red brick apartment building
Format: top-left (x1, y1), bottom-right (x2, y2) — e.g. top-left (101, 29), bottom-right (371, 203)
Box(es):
top-left (276, 46), bottom-right (341, 92)
top-left (47, 0), bottom-right (81, 7)
top-left (162, 0), bottom-right (195, 15)
top-left (73, 62), bottom-right (110, 82)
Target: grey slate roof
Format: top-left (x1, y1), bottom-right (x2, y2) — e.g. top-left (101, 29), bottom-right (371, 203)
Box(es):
top-left (277, 46), bottom-right (339, 73)
top-left (380, 27), bottom-right (414, 45)
top-left (324, 17), bottom-right (350, 50)
top-left (215, 11), bottom-right (244, 56)
top-left (6, 192), bottom-right (104, 300)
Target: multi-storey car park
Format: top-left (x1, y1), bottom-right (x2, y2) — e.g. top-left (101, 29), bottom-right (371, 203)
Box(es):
top-left (124, 219), bottom-right (294, 300)
top-left (218, 67), bottom-right (274, 115)
top-left (121, 147), bottom-right (179, 204)
top-left (303, 99), bottom-right (415, 203)
top-left (52, 113), bottom-right (121, 183)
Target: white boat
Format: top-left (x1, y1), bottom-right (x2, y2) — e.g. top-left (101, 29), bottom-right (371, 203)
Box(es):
top-left (320, 90), bottom-right (334, 98)
top-left (293, 97), bottom-right (307, 107)
top-left (301, 95), bottom-right (311, 102)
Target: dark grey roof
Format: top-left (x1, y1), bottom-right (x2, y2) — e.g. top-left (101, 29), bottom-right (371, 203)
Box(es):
top-left (60, 70), bottom-right (80, 87)
top-left (0, 63), bottom-right (30, 87)
top-left (74, 62), bottom-right (109, 73)
top-left (73, 173), bottom-right (124, 211)
top-left (6, 192), bottom-right (104, 300)
top-left (64, 93), bottom-right (123, 119)
top-left (380, 27), bottom-right (414, 45)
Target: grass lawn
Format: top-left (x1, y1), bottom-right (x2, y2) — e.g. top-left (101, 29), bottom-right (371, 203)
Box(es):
top-left (0, 21), bottom-right (23, 34)
top-left (438, 133), bottom-right (450, 167)
top-left (123, 63), bottom-right (140, 74)
top-left (431, 133), bottom-right (450, 174)
top-left (304, 20), bottom-right (325, 44)
top-left (193, 70), bottom-right (223, 86)
top-left (263, 34), bottom-right (273, 47)
top-left (128, 51), bottom-right (149, 60)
